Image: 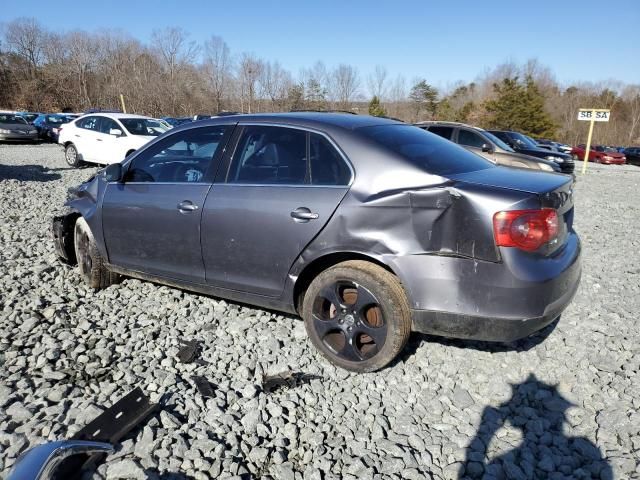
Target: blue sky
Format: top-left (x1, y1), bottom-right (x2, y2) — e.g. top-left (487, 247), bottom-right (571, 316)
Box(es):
top-left (2, 0), bottom-right (639, 89)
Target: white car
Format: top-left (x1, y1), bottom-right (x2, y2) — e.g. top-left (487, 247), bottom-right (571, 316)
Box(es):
top-left (58, 113), bottom-right (168, 167)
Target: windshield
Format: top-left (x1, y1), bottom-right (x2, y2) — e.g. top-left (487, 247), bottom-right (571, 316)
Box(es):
top-left (483, 131), bottom-right (515, 152)
top-left (595, 145), bottom-right (617, 153)
top-left (120, 118), bottom-right (168, 136)
top-left (359, 124), bottom-right (492, 176)
top-left (510, 132), bottom-right (539, 149)
top-left (20, 114), bottom-right (39, 123)
top-left (0, 114), bottom-right (28, 125)
top-left (46, 115), bottom-right (72, 124)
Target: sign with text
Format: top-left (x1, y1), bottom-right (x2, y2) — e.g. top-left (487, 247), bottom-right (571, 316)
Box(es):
top-left (578, 109), bottom-right (610, 122)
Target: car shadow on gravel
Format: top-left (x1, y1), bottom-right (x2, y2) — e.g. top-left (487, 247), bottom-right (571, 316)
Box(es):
top-left (458, 374), bottom-right (612, 479)
top-left (397, 317), bottom-right (561, 365)
top-left (0, 163), bottom-right (64, 182)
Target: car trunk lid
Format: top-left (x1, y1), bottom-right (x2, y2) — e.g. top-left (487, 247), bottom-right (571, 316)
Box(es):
top-left (451, 166), bottom-right (575, 254)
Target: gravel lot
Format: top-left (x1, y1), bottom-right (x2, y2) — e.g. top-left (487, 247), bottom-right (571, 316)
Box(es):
top-left (1, 143), bottom-right (639, 480)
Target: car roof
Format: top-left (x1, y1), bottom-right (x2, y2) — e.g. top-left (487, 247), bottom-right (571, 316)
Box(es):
top-left (416, 121), bottom-right (485, 132)
top-left (84, 113), bottom-right (152, 120)
top-left (192, 112), bottom-right (403, 131)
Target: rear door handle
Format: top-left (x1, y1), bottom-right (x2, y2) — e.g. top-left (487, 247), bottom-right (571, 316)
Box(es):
top-left (178, 200), bottom-right (198, 213)
top-left (291, 207), bottom-right (319, 223)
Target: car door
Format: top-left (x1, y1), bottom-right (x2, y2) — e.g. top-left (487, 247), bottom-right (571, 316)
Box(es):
top-left (101, 125), bottom-right (233, 283)
top-left (96, 116), bottom-right (125, 164)
top-left (74, 116), bottom-right (102, 163)
top-left (201, 124), bottom-right (352, 297)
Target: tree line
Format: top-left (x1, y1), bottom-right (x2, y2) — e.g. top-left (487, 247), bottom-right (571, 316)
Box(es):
top-left (1, 18), bottom-right (639, 145)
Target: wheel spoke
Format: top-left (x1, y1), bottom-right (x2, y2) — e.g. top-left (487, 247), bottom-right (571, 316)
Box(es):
top-left (356, 323), bottom-right (387, 346)
top-left (318, 284), bottom-right (345, 309)
top-left (338, 337), bottom-right (364, 362)
top-left (353, 284), bottom-right (379, 312)
top-left (312, 313), bottom-right (340, 339)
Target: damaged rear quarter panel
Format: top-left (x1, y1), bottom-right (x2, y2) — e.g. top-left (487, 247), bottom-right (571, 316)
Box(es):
top-left (291, 171), bottom-right (538, 308)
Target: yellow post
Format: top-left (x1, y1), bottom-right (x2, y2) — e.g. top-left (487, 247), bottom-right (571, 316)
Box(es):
top-left (581, 112), bottom-right (595, 175)
top-left (119, 94), bottom-right (127, 114)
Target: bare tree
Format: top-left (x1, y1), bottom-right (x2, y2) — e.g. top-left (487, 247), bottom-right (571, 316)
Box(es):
top-left (367, 65), bottom-right (388, 100)
top-left (4, 17), bottom-right (47, 78)
top-left (622, 85), bottom-right (640, 143)
top-left (238, 53), bottom-right (263, 113)
top-left (203, 35), bottom-right (232, 112)
top-left (259, 61), bottom-right (292, 111)
top-left (331, 64), bottom-right (360, 110)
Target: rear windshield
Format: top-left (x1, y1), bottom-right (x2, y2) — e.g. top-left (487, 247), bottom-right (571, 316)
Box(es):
top-left (0, 114), bottom-right (27, 124)
top-left (359, 125), bottom-right (492, 176)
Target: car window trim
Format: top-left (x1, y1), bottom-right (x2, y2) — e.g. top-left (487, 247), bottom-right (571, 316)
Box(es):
top-left (218, 122), bottom-right (354, 188)
top-left (115, 124), bottom-right (236, 185)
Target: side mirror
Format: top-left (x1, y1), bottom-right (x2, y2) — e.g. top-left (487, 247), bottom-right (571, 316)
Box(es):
top-left (7, 440), bottom-right (113, 480)
top-left (481, 143), bottom-right (493, 153)
top-left (104, 163), bottom-right (122, 182)
top-left (109, 128), bottom-right (123, 137)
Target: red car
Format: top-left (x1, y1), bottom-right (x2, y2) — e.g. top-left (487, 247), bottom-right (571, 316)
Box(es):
top-left (571, 144), bottom-right (626, 164)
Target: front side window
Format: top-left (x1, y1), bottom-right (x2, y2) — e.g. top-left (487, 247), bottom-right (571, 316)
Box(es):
top-left (458, 129), bottom-right (486, 148)
top-left (125, 126), bottom-right (229, 183)
top-left (99, 117), bottom-right (120, 135)
top-left (120, 118), bottom-right (168, 137)
top-left (228, 126), bottom-right (308, 185)
top-left (359, 125), bottom-right (492, 176)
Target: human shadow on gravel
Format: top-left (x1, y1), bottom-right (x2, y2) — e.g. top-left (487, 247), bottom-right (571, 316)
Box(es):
top-left (0, 163), bottom-right (63, 182)
top-left (458, 374), bottom-right (612, 479)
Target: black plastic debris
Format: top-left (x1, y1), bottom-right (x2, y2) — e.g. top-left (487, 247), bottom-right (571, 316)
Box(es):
top-left (262, 371), bottom-right (322, 393)
top-left (73, 387), bottom-right (158, 443)
top-left (54, 387), bottom-right (158, 479)
top-left (192, 375), bottom-right (216, 397)
top-left (177, 339), bottom-right (200, 363)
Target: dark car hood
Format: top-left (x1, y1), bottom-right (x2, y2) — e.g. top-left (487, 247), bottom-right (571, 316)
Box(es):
top-left (1, 122), bottom-right (32, 131)
top-left (514, 146), bottom-right (571, 160)
top-left (450, 165), bottom-right (568, 195)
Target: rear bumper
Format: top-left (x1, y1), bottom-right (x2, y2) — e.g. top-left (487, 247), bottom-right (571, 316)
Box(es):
top-left (392, 233), bottom-right (581, 341)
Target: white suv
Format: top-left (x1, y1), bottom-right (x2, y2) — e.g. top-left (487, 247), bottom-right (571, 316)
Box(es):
top-left (58, 113), bottom-right (168, 167)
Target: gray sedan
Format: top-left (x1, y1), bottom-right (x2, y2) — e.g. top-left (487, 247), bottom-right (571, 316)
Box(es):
top-left (52, 113), bottom-right (580, 372)
top-left (0, 113), bottom-right (39, 142)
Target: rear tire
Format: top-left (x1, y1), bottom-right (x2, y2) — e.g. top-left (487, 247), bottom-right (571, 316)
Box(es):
top-left (65, 143), bottom-right (81, 167)
top-left (302, 260), bottom-right (411, 372)
top-left (571, 154), bottom-right (579, 161)
top-left (74, 217), bottom-right (118, 289)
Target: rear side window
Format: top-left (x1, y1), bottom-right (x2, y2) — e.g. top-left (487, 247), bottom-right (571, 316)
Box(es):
top-left (427, 126), bottom-right (453, 140)
top-left (229, 126), bottom-right (308, 184)
top-left (77, 116), bottom-right (100, 131)
top-left (309, 133), bottom-right (351, 185)
top-left (458, 129), bottom-right (486, 148)
top-left (359, 125), bottom-right (491, 176)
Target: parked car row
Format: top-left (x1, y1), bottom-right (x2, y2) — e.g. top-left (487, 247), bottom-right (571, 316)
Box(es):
top-left (416, 121), bottom-right (574, 174)
top-left (570, 144), bottom-right (627, 164)
top-left (59, 113), bottom-right (170, 167)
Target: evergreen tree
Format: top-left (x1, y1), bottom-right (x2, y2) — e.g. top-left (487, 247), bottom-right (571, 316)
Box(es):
top-left (368, 95), bottom-right (387, 117)
top-left (409, 79), bottom-right (438, 120)
top-left (484, 76), bottom-right (556, 137)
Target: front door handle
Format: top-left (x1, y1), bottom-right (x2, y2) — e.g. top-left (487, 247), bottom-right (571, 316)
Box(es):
top-left (178, 200), bottom-right (198, 213)
top-left (291, 207), bottom-right (319, 223)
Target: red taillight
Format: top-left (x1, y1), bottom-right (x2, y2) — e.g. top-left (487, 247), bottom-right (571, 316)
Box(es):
top-left (493, 208), bottom-right (559, 252)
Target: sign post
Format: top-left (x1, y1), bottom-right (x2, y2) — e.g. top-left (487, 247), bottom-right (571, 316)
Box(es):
top-left (577, 108), bottom-right (610, 174)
